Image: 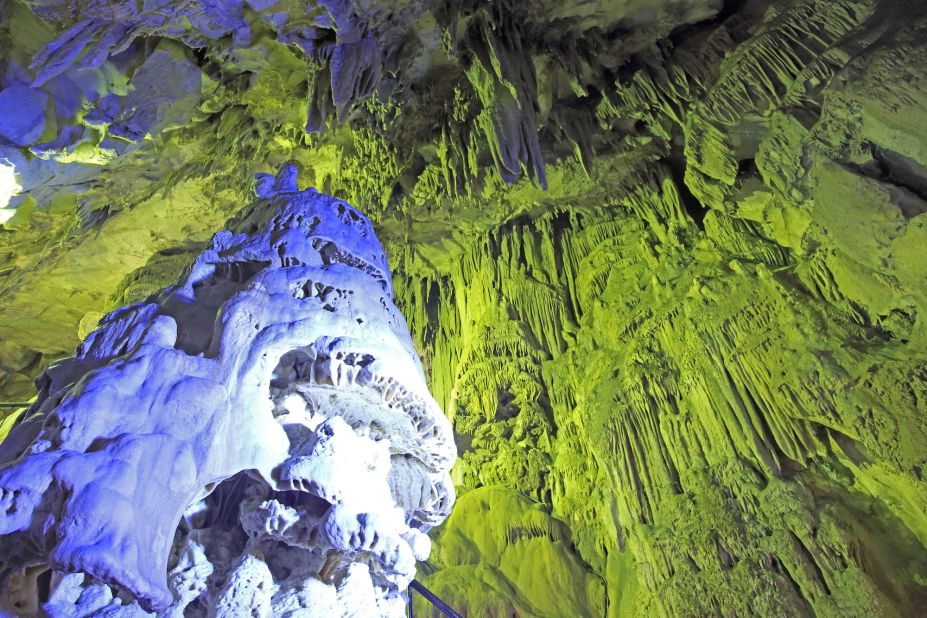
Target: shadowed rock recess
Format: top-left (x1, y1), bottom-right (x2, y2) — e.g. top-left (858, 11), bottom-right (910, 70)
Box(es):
top-left (0, 0), bottom-right (925, 615)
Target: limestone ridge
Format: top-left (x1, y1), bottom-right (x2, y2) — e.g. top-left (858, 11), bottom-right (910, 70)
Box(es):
top-left (0, 165), bottom-right (456, 617)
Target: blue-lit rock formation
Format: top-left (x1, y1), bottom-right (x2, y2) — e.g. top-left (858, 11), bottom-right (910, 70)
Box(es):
top-left (0, 165), bottom-right (455, 617)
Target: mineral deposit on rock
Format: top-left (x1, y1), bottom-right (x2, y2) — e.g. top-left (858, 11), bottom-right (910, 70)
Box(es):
top-left (0, 165), bottom-right (455, 617)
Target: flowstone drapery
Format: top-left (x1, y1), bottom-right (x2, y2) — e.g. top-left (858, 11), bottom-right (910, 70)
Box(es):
top-left (0, 164), bottom-right (456, 617)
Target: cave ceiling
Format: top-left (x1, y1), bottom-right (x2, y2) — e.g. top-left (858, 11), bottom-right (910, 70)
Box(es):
top-left (2, 0), bottom-right (927, 614)
top-left (0, 0), bottom-right (744, 395)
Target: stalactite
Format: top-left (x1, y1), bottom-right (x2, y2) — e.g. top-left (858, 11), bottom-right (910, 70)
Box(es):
top-left (2, 0), bottom-right (927, 615)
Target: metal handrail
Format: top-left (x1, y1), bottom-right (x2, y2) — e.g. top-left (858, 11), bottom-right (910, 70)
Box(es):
top-left (407, 579), bottom-right (462, 618)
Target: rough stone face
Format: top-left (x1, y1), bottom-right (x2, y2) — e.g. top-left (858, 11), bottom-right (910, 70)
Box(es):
top-left (0, 165), bottom-right (455, 617)
top-left (1, 0), bottom-right (927, 616)
top-left (0, 82), bottom-right (48, 146)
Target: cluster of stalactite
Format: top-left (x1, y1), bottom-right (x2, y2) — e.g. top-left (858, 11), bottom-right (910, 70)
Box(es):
top-left (1, 0), bottom-right (927, 615)
top-left (395, 148), bottom-right (927, 615)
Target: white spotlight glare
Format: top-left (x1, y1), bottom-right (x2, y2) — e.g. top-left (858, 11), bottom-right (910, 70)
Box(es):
top-left (0, 158), bottom-right (22, 223)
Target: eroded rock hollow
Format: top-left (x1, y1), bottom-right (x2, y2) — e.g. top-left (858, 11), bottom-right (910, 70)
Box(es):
top-left (0, 165), bottom-right (456, 617)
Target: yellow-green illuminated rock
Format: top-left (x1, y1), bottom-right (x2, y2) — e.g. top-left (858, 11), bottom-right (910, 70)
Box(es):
top-left (1, 0), bottom-right (926, 614)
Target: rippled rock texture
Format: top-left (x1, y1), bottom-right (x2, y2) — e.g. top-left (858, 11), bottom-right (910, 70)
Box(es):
top-left (0, 165), bottom-right (455, 616)
top-left (1, 0), bottom-right (926, 615)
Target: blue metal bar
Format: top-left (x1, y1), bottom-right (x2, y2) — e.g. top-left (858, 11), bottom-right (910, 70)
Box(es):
top-left (408, 580), bottom-right (462, 618)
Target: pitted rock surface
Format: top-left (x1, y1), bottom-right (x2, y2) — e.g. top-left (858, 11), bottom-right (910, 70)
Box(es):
top-left (0, 165), bottom-right (455, 617)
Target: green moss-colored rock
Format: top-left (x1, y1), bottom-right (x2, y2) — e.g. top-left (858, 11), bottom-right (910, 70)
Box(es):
top-left (1, 0), bottom-right (927, 614)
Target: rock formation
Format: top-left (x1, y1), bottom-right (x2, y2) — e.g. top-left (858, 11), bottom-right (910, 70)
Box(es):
top-left (0, 165), bottom-right (455, 617)
top-left (1, 0), bottom-right (926, 615)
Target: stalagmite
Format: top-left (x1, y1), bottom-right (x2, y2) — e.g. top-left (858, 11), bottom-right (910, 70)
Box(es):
top-left (0, 165), bottom-right (456, 617)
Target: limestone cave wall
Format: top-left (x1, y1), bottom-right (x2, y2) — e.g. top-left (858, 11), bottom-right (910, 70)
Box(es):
top-left (1, 0), bottom-right (926, 615)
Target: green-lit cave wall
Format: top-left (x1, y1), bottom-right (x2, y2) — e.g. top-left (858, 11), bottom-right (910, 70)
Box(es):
top-left (1, 0), bottom-right (926, 615)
